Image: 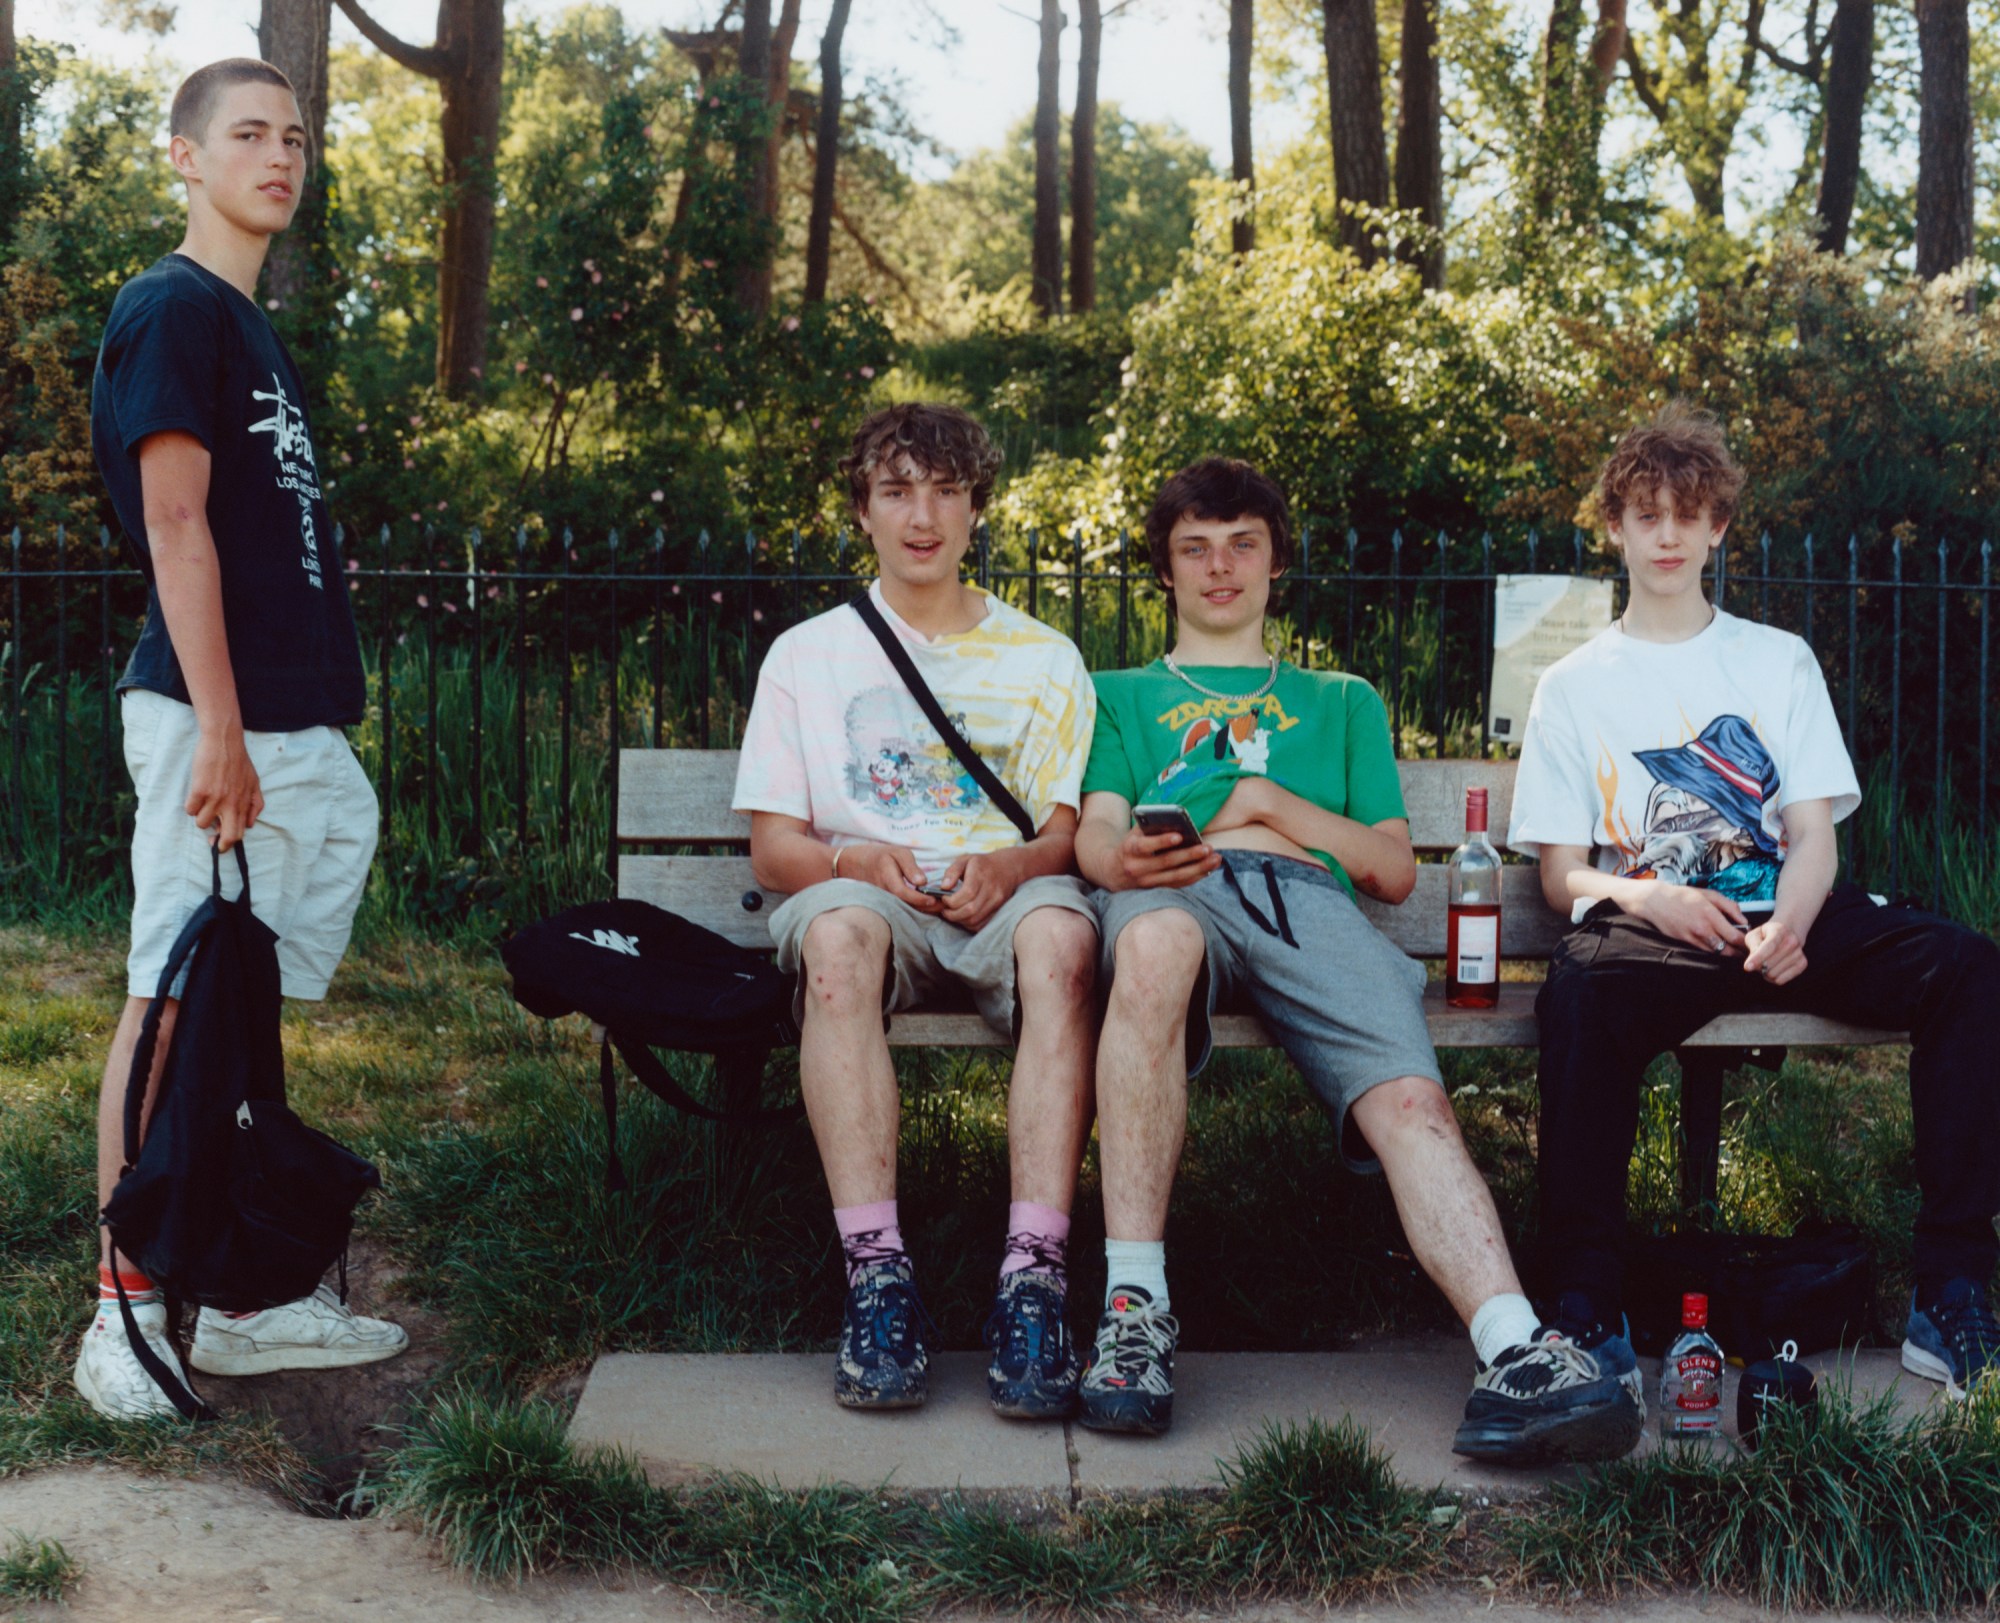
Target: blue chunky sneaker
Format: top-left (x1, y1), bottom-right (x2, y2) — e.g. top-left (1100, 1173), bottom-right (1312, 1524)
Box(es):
top-left (1078, 1285), bottom-right (1178, 1436)
top-left (983, 1270), bottom-right (1081, 1419)
top-left (834, 1260), bottom-right (930, 1410)
top-left (1553, 1291), bottom-right (1646, 1431)
top-left (1452, 1329), bottom-right (1641, 1465)
top-left (1904, 1278), bottom-right (2000, 1400)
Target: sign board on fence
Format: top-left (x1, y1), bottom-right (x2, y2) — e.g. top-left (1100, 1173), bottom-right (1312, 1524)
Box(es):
top-left (1487, 575), bottom-right (1616, 746)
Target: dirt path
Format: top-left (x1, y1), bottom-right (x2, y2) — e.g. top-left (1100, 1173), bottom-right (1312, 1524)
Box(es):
top-left (0, 1465), bottom-right (1894, 1623)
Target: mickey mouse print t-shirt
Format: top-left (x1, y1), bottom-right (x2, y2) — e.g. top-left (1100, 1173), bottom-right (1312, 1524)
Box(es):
top-left (92, 253), bottom-right (365, 731)
top-left (731, 584), bottom-right (1095, 882)
top-left (1081, 661), bottom-right (1408, 900)
top-left (1507, 610), bottom-right (1861, 917)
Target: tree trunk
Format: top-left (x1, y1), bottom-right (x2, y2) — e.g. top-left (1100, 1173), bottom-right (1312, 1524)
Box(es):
top-left (803, 0), bottom-right (851, 304)
top-left (1393, 0), bottom-right (1442, 287)
top-left (1914, 0), bottom-right (1971, 284)
top-left (1229, 0), bottom-right (1255, 255)
top-left (734, 0), bottom-right (774, 320)
top-left (1814, 0), bottom-right (1872, 254)
top-left (1032, 0), bottom-right (1064, 317)
top-left (1590, 0), bottom-right (1625, 93)
top-left (0, 0), bottom-right (22, 251)
top-left (765, 0), bottom-right (801, 226)
top-left (258, 0), bottom-right (332, 311)
top-left (332, 0), bottom-right (505, 397)
top-left (1321, 0), bottom-right (1389, 264)
top-left (1069, 0), bottom-right (1100, 312)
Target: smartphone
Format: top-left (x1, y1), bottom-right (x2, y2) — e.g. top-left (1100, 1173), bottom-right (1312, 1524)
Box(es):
top-left (1133, 803), bottom-right (1202, 849)
top-left (914, 879), bottom-right (960, 898)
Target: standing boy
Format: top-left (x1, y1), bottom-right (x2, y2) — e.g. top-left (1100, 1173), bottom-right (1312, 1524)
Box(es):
top-left (1513, 401), bottom-right (2000, 1419)
top-left (80, 59), bottom-right (404, 1420)
top-left (732, 403), bottom-right (1099, 1416)
top-left (1074, 457), bottom-right (1636, 1462)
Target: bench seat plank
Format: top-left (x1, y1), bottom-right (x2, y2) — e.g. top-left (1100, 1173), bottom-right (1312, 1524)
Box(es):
top-left (885, 987), bottom-right (1898, 1051)
top-left (618, 853), bottom-right (1573, 959)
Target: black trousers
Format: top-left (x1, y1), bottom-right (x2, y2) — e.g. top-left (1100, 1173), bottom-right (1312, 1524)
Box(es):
top-left (1536, 883), bottom-right (2000, 1314)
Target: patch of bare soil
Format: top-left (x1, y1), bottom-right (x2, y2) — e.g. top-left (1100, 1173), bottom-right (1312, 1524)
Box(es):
top-left (181, 1240), bottom-right (450, 1504)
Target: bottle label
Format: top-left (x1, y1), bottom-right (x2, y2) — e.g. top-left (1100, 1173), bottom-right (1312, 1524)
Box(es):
top-left (1454, 915), bottom-right (1498, 984)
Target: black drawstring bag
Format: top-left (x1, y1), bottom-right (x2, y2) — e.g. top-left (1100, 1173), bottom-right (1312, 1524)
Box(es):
top-left (102, 843), bottom-right (383, 1420)
top-left (501, 898), bottom-right (802, 1192)
top-left (1623, 1223), bottom-right (1874, 1360)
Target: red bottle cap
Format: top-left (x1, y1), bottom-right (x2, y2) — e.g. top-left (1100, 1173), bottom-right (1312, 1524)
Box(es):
top-left (1465, 787), bottom-right (1489, 833)
top-left (1682, 1292), bottom-right (1708, 1329)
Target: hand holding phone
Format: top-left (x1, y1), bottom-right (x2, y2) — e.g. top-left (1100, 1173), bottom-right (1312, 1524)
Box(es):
top-left (1132, 803), bottom-right (1202, 848)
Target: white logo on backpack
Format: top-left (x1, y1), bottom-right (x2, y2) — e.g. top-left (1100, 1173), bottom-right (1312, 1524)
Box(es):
top-left (570, 929), bottom-right (641, 956)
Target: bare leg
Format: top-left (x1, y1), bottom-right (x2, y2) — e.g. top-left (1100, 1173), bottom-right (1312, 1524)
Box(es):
top-left (1093, 910), bottom-right (1205, 1242)
top-left (96, 995), bottom-right (176, 1269)
top-left (796, 909), bottom-right (898, 1208)
top-left (1349, 1078), bottom-right (1522, 1326)
top-left (1005, 908), bottom-right (1098, 1211)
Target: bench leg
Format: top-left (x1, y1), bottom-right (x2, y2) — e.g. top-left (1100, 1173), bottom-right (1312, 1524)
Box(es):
top-left (1677, 1049), bottom-right (1726, 1226)
top-left (710, 1046), bottom-right (767, 1186)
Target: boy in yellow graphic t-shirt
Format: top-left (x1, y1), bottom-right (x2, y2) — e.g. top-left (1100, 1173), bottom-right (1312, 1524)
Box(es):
top-left (733, 404), bottom-right (1098, 1420)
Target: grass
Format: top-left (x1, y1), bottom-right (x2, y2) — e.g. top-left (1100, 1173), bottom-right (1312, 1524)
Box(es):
top-left (0, 1531), bottom-right (79, 1602)
top-left (365, 1389), bottom-right (1449, 1618)
top-left (0, 914), bottom-right (1983, 1612)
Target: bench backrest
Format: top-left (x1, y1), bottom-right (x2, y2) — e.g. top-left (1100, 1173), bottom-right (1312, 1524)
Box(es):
top-left (617, 753), bottom-right (1571, 959)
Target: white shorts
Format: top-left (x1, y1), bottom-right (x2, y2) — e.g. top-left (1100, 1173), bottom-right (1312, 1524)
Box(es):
top-left (123, 689), bottom-right (379, 1001)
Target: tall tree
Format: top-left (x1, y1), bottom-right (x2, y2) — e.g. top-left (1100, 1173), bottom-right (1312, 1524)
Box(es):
top-left (803, 0), bottom-right (852, 304)
top-left (1032, 0), bottom-right (1064, 317)
top-left (735, 0), bottom-right (771, 318)
top-left (1228, 0), bottom-right (1254, 254)
top-left (1915, 0), bottom-right (1973, 284)
top-left (1393, 0), bottom-right (1442, 287)
top-left (1621, 0), bottom-right (1766, 224)
top-left (1069, 0), bottom-right (1101, 311)
top-left (1813, 0), bottom-right (1873, 253)
top-left (332, 0), bottom-right (505, 396)
top-left (0, 0), bottom-right (21, 249)
top-left (258, 0), bottom-right (331, 311)
top-left (1320, 0), bottom-right (1389, 264)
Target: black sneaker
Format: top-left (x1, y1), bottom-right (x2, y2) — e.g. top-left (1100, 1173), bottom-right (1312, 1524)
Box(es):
top-left (983, 1270), bottom-right (1081, 1419)
top-left (1077, 1285), bottom-right (1178, 1436)
top-left (834, 1260), bottom-right (930, 1410)
top-left (1452, 1330), bottom-right (1643, 1465)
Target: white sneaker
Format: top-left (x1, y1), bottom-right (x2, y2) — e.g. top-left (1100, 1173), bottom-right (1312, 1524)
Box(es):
top-left (74, 1301), bottom-right (194, 1421)
top-left (190, 1285), bottom-right (409, 1376)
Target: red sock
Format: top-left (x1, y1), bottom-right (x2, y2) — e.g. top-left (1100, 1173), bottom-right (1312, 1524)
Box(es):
top-left (97, 1265), bottom-right (159, 1307)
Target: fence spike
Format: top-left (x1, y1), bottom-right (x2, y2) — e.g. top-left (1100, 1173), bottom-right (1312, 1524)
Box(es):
top-left (653, 526), bottom-right (665, 554)
top-left (698, 528), bottom-right (711, 553)
top-left (743, 528), bottom-right (756, 555)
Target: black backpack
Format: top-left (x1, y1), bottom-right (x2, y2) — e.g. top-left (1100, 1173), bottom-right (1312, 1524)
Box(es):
top-left (102, 844), bottom-right (384, 1420)
top-left (1624, 1223), bottom-right (1875, 1360)
top-left (501, 898), bottom-right (801, 1190)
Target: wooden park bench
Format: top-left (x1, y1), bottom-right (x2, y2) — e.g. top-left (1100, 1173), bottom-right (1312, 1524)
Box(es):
top-left (617, 752), bottom-right (1904, 1211)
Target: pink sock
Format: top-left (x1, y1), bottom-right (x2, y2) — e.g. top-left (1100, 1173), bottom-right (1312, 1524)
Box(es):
top-left (834, 1199), bottom-right (907, 1284)
top-left (999, 1201), bottom-right (1070, 1289)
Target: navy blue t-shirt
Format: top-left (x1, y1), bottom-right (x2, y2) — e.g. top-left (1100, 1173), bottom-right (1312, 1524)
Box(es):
top-left (91, 253), bottom-right (365, 731)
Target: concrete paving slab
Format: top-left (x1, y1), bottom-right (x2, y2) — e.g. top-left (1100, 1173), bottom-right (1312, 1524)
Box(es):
top-left (567, 1351), bottom-right (1071, 1500)
top-left (568, 1340), bottom-right (1943, 1506)
top-left (1070, 1342), bottom-right (1937, 1499)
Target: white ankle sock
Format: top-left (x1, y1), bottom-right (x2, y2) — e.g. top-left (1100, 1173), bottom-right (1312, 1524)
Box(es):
top-left (1103, 1239), bottom-right (1168, 1309)
top-left (1470, 1292), bottom-right (1541, 1366)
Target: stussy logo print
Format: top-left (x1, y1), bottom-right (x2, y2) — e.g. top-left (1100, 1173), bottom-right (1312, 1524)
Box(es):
top-left (249, 373), bottom-right (324, 590)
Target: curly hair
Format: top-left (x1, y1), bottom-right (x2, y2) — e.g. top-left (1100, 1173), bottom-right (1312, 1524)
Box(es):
top-left (171, 59), bottom-right (297, 147)
top-left (840, 404), bottom-right (1004, 514)
top-left (1596, 400), bottom-right (1746, 530)
top-left (1142, 457), bottom-right (1295, 588)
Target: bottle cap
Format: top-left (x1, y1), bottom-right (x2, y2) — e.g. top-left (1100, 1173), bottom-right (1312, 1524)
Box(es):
top-left (1465, 787), bottom-right (1489, 833)
top-left (1682, 1292), bottom-right (1708, 1329)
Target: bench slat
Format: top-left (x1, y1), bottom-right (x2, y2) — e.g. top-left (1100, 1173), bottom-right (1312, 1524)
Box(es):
top-left (619, 751), bottom-right (1521, 852)
top-left (618, 853), bottom-right (1573, 959)
top-left (844, 988), bottom-right (1900, 1051)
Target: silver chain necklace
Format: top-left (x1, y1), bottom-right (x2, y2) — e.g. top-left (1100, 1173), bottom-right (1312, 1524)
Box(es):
top-left (1161, 650), bottom-right (1281, 702)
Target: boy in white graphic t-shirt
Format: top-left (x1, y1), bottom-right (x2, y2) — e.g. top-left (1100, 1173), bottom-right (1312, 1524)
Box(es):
top-left (1513, 401), bottom-right (2000, 1424)
top-left (732, 404), bottom-right (1099, 1419)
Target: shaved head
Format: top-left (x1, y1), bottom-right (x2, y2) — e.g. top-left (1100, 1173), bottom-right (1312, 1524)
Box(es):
top-left (170, 58), bottom-right (297, 146)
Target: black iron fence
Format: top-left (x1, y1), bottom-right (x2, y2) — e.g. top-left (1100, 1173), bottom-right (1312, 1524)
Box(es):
top-left (2, 520), bottom-right (1994, 916)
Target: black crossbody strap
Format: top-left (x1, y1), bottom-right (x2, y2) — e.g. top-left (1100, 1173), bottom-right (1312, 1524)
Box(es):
top-left (850, 593), bottom-right (1038, 842)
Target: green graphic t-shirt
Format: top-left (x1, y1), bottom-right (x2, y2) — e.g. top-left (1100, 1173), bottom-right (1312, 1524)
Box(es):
top-left (1081, 660), bottom-right (1407, 899)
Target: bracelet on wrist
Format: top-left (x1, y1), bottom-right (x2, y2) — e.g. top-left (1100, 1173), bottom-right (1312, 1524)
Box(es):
top-left (830, 844), bottom-right (843, 881)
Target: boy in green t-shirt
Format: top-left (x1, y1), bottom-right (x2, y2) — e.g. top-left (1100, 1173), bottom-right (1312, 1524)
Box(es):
top-left (1073, 458), bottom-right (1635, 1464)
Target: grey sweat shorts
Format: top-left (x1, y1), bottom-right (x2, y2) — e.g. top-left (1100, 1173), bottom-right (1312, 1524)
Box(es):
top-left (769, 873), bottom-right (1097, 1040)
top-left (1094, 850), bottom-right (1441, 1174)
